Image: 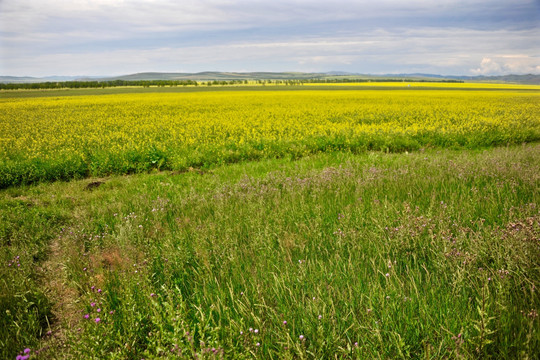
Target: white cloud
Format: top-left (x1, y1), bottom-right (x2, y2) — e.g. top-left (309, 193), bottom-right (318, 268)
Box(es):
top-left (471, 58), bottom-right (503, 75)
top-left (471, 56), bottom-right (540, 75)
top-left (297, 55), bottom-right (355, 66)
top-left (1, 0), bottom-right (539, 75)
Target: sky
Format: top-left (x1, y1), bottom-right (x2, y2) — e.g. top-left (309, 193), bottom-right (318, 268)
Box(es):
top-left (0, 0), bottom-right (539, 77)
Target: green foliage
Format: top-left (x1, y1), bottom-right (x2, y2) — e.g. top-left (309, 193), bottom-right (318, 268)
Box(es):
top-left (2, 145), bottom-right (539, 358)
top-left (0, 198), bottom-right (66, 359)
top-left (1, 83), bottom-right (539, 358)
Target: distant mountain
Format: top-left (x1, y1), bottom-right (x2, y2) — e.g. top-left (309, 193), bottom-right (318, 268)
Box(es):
top-left (380, 73), bottom-right (540, 84)
top-left (457, 74), bottom-right (540, 85)
top-left (0, 76), bottom-right (43, 83)
top-left (88, 72), bottom-right (540, 84)
top-left (1, 72), bottom-right (539, 84)
top-left (97, 71), bottom-right (329, 81)
top-left (325, 71), bottom-right (358, 76)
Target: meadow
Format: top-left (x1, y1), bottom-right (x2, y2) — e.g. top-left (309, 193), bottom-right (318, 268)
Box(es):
top-left (1, 85), bottom-right (539, 188)
top-left (0, 84), bottom-right (539, 359)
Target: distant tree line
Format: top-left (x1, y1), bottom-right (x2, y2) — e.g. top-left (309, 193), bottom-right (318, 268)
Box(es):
top-left (0, 79), bottom-right (200, 90)
top-left (205, 80), bottom-right (249, 86)
top-left (0, 77), bottom-right (463, 90)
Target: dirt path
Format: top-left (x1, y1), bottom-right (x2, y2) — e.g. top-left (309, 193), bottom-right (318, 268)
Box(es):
top-left (37, 214), bottom-right (86, 358)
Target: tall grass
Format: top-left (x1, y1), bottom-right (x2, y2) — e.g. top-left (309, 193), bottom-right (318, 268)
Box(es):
top-left (2, 144), bottom-right (538, 358)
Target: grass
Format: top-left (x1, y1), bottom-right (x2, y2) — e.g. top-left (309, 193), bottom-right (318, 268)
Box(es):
top-left (1, 81), bottom-right (539, 100)
top-left (1, 144), bottom-right (539, 359)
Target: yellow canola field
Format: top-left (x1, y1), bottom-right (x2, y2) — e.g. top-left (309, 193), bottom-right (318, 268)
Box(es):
top-left (0, 88), bottom-right (539, 186)
top-left (304, 82), bottom-right (540, 89)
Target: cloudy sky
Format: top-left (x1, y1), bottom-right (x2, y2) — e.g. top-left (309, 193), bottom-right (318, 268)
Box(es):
top-left (0, 0), bottom-right (539, 77)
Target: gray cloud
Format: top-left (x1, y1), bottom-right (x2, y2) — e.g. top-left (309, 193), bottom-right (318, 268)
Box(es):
top-left (1, 0), bottom-right (539, 76)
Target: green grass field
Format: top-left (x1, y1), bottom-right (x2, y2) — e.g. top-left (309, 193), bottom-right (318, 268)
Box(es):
top-left (1, 85), bottom-right (539, 359)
